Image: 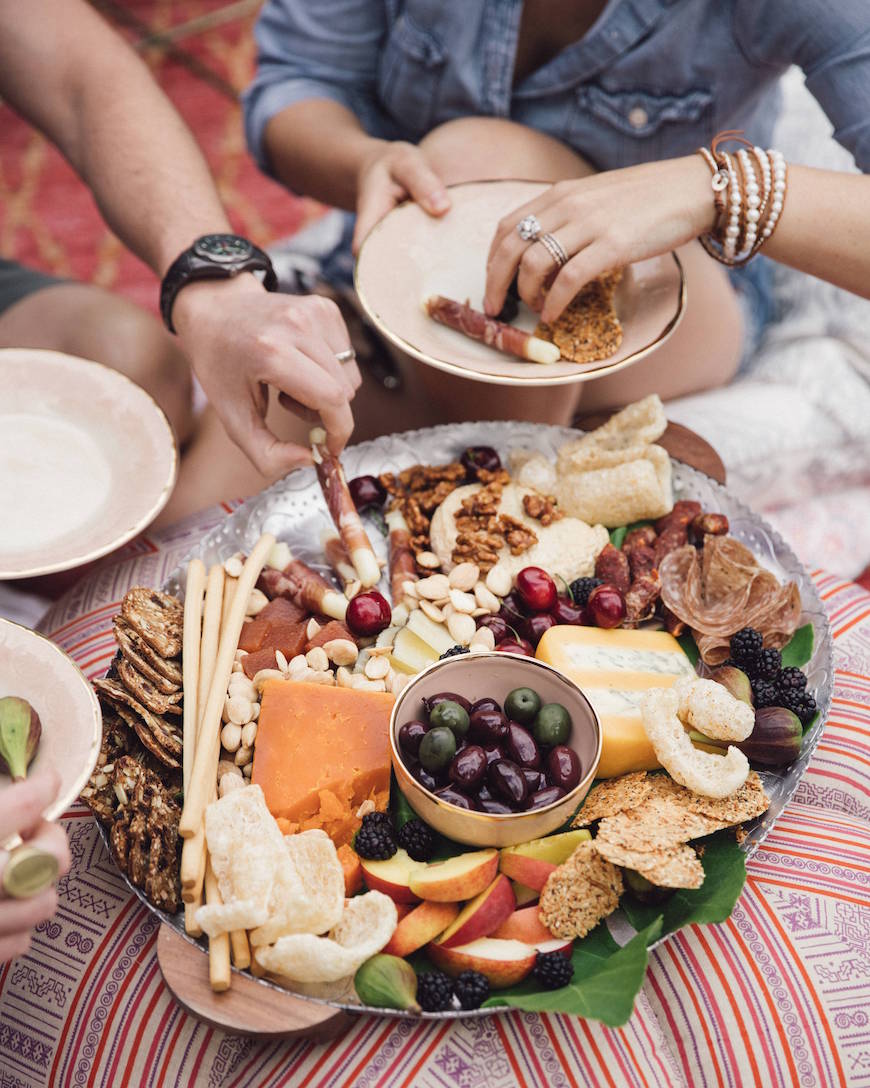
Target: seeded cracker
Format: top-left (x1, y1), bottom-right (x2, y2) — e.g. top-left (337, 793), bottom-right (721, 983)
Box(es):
top-left (681, 770), bottom-right (769, 824)
top-left (117, 656), bottom-right (183, 717)
top-left (122, 587), bottom-right (184, 658)
top-left (595, 796), bottom-right (726, 852)
top-left (593, 838), bottom-right (704, 889)
top-left (539, 842), bottom-right (624, 939)
top-left (572, 771), bottom-right (652, 826)
top-left (535, 273), bottom-right (623, 364)
top-left (94, 677), bottom-right (182, 766)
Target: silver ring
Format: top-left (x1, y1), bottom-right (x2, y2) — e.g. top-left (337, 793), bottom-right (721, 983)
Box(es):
top-left (516, 214), bottom-right (542, 242)
top-left (537, 232), bottom-right (569, 268)
top-left (335, 348), bottom-right (356, 364)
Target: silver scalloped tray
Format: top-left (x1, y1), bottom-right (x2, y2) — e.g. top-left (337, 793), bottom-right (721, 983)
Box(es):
top-left (106, 421), bottom-right (834, 1020)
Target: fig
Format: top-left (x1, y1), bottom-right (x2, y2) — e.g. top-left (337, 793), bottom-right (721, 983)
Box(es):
top-left (709, 665), bottom-right (754, 706)
top-left (739, 707), bottom-right (803, 766)
top-left (0, 696), bottom-right (41, 781)
top-left (355, 954), bottom-right (420, 1012)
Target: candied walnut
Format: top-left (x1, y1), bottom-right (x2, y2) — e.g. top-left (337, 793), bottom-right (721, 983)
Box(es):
top-left (522, 492), bottom-right (563, 526)
top-left (501, 516), bottom-right (538, 555)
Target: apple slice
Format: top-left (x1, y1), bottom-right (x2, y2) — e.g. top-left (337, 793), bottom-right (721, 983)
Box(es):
top-left (435, 875), bottom-right (516, 949)
top-left (360, 848), bottom-right (429, 903)
top-left (499, 829), bottom-right (591, 892)
top-left (536, 937), bottom-right (574, 957)
top-left (511, 881), bottom-right (539, 908)
top-left (428, 937), bottom-right (537, 989)
top-left (407, 609), bottom-right (455, 655)
top-left (492, 905), bottom-right (553, 945)
top-left (390, 626), bottom-right (439, 675)
top-left (409, 849), bottom-right (499, 902)
top-left (383, 900), bottom-right (460, 957)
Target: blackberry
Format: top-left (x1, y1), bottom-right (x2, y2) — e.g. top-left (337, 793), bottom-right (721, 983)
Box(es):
top-left (778, 667), bottom-right (807, 695)
top-left (752, 679), bottom-right (780, 709)
top-left (792, 690), bottom-right (818, 726)
top-left (396, 818), bottom-right (437, 862)
top-left (361, 811), bottom-right (394, 833)
top-left (416, 970), bottom-right (455, 1012)
top-left (439, 645), bottom-right (470, 660)
top-left (354, 820), bottom-right (397, 861)
top-left (730, 627), bottom-right (763, 667)
top-left (453, 970), bottom-right (490, 1010)
top-left (750, 647), bottom-right (782, 681)
top-left (532, 951), bottom-right (575, 990)
top-left (570, 577), bottom-right (603, 606)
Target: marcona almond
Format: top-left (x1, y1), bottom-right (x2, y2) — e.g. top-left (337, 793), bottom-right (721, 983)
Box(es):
top-left (485, 566), bottom-right (512, 598)
top-left (470, 626), bottom-right (496, 650)
top-left (365, 656), bottom-right (390, 680)
top-left (221, 722), bottom-right (242, 752)
top-left (392, 603), bottom-right (410, 626)
top-left (306, 617), bottom-right (322, 641)
top-left (217, 759), bottom-right (242, 780)
top-left (449, 588), bottom-right (476, 614)
top-left (306, 646), bottom-right (330, 672)
top-left (401, 579), bottom-right (419, 599)
top-left (469, 642), bottom-right (488, 654)
top-left (351, 675), bottom-right (386, 692)
top-left (228, 675), bottom-right (257, 702)
top-left (368, 644), bottom-right (393, 657)
top-left (227, 695), bottom-right (254, 725)
top-left (420, 600), bottom-right (446, 623)
top-left (234, 745), bottom-right (253, 767)
top-left (415, 551), bottom-right (441, 570)
top-left (267, 541), bottom-right (292, 570)
top-left (230, 660), bottom-right (244, 674)
top-left (417, 574), bottom-right (450, 600)
top-left (448, 562), bottom-right (480, 591)
top-left (242, 762), bottom-right (254, 779)
top-left (250, 702), bottom-right (260, 720)
top-left (336, 666), bottom-right (355, 688)
top-left (223, 553), bottom-right (244, 579)
top-left (246, 588), bottom-right (269, 616)
top-left (251, 668), bottom-right (285, 690)
top-left (306, 669), bottom-right (336, 686)
top-left (324, 638), bottom-right (358, 666)
top-left (288, 654), bottom-right (309, 681)
top-left (275, 650), bottom-right (290, 672)
top-left (447, 612), bottom-right (476, 646)
top-left (474, 582), bottom-right (501, 613)
top-left (389, 672), bottom-right (410, 696)
top-left (345, 580), bottom-right (362, 600)
top-left (241, 721), bottom-right (258, 748)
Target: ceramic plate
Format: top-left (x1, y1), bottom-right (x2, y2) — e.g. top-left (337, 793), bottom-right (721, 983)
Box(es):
top-left (0, 349), bottom-right (177, 579)
top-left (0, 617), bottom-right (102, 822)
top-left (95, 421), bottom-right (832, 1020)
top-left (355, 180), bottom-right (686, 386)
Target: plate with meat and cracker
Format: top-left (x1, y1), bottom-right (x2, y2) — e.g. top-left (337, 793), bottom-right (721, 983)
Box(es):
top-left (355, 180), bottom-right (686, 385)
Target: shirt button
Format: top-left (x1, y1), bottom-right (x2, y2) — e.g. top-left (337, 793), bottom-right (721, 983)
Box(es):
top-left (628, 107), bottom-right (649, 129)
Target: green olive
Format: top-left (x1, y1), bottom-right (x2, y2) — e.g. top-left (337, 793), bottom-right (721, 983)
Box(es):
top-left (418, 726), bottom-right (457, 772)
top-left (504, 687), bottom-right (542, 725)
top-left (532, 703), bottom-right (572, 747)
top-left (428, 700), bottom-right (470, 739)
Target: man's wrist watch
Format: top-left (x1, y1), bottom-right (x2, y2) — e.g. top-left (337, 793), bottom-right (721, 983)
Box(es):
top-left (159, 233), bottom-right (278, 333)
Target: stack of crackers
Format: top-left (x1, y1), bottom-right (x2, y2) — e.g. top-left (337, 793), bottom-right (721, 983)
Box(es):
top-left (539, 770), bottom-right (769, 940)
top-left (535, 270), bottom-right (623, 364)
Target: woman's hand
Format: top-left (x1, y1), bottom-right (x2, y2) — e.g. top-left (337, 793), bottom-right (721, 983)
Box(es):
top-left (484, 156), bottom-right (716, 323)
top-left (173, 276), bottom-right (362, 479)
top-left (353, 140), bottom-right (450, 252)
top-left (0, 770), bottom-right (71, 962)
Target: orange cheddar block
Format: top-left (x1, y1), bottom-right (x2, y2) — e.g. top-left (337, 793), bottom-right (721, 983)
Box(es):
top-left (252, 680), bottom-right (394, 847)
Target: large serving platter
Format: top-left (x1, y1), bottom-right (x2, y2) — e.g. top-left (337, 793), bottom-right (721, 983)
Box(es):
top-left (102, 421), bottom-right (834, 1020)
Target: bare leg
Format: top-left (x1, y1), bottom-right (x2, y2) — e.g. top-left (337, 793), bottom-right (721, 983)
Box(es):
top-left (0, 282), bottom-right (193, 444)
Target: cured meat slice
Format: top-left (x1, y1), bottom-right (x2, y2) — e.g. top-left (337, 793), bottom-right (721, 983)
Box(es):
top-left (385, 508), bottom-right (417, 604)
top-left (424, 295), bottom-right (560, 364)
top-left (659, 538), bottom-right (802, 664)
top-left (258, 557), bottom-right (348, 622)
top-left (322, 531), bottom-right (357, 589)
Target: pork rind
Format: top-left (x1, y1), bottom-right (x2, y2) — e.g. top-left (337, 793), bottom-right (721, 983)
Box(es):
top-left (659, 537), bottom-right (803, 665)
top-left (539, 842), bottom-right (623, 939)
top-left (641, 688), bottom-right (750, 798)
top-left (572, 771), bottom-right (653, 826)
top-left (253, 891), bottom-right (398, 983)
top-left (558, 394), bottom-right (667, 460)
top-left (673, 676), bottom-right (755, 742)
top-left (509, 449), bottom-right (558, 494)
top-left (554, 445), bottom-right (673, 528)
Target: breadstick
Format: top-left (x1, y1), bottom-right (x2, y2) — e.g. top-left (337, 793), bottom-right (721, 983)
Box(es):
top-left (184, 900), bottom-right (203, 938)
top-left (229, 928), bottom-right (251, 970)
top-left (249, 950), bottom-right (266, 978)
top-left (182, 559), bottom-right (206, 798)
top-left (197, 564), bottom-right (225, 722)
top-left (204, 856), bottom-right (231, 992)
top-left (179, 533), bottom-right (275, 837)
top-left (221, 575), bottom-right (238, 637)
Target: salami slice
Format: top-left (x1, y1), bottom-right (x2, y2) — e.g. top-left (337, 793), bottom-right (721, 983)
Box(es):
top-left (424, 295), bottom-right (560, 364)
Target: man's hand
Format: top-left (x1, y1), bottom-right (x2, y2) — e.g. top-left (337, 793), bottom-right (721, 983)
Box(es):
top-left (0, 770), bottom-right (71, 963)
top-left (172, 276), bottom-right (362, 478)
top-left (353, 140), bottom-right (450, 252)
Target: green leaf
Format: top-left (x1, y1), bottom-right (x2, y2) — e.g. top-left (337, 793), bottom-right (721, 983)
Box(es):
top-left (781, 623), bottom-right (814, 669)
top-left (677, 632), bottom-right (700, 666)
top-left (482, 918), bottom-right (662, 1025)
top-left (609, 526), bottom-right (628, 549)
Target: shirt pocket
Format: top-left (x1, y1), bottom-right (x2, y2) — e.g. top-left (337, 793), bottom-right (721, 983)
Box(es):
top-left (571, 84), bottom-right (713, 166)
top-left (378, 14), bottom-right (447, 140)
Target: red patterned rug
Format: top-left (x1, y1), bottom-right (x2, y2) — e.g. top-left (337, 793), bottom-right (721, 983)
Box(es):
top-left (0, 0), bottom-right (318, 313)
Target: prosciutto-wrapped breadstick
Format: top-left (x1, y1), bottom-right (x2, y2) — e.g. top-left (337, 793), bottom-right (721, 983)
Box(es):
top-left (310, 428), bottom-right (381, 588)
top-left (385, 507), bottom-right (417, 604)
top-left (424, 295), bottom-right (560, 365)
top-left (258, 554), bottom-right (348, 621)
top-left (321, 530), bottom-right (358, 591)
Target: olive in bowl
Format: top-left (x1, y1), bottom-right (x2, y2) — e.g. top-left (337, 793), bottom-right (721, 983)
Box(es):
top-left (389, 651), bottom-right (601, 848)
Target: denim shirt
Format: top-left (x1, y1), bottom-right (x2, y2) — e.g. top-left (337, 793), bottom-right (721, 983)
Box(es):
top-left (243, 0), bottom-right (870, 177)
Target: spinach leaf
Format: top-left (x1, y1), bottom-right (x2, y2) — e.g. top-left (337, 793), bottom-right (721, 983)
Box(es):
top-left (781, 623), bottom-right (814, 669)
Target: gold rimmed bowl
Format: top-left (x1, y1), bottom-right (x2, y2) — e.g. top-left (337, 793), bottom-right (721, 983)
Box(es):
top-left (389, 651), bottom-right (602, 848)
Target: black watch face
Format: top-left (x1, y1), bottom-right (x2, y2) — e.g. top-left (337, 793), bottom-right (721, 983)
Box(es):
top-left (193, 234), bottom-right (254, 263)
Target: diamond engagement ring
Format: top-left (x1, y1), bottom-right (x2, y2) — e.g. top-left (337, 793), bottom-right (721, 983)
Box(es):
top-left (537, 232), bottom-right (569, 268)
top-left (516, 214), bottom-right (542, 241)
top-left (335, 348), bottom-right (356, 364)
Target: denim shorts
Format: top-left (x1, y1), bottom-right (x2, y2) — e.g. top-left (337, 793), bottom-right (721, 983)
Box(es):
top-left (0, 257), bottom-right (65, 316)
top-left (728, 256), bottom-right (775, 372)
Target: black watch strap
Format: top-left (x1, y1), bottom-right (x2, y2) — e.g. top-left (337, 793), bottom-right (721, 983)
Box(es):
top-left (159, 233), bottom-right (278, 333)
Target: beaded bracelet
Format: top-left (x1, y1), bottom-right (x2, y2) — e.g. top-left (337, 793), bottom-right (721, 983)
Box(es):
top-left (697, 131), bottom-right (788, 266)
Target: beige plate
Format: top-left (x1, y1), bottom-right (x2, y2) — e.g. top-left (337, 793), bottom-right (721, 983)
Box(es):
top-left (0, 349), bottom-right (177, 579)
top-left (355, 179), bottom-right (685, 386)
top-left (0, 617), bottom-right (102, 823)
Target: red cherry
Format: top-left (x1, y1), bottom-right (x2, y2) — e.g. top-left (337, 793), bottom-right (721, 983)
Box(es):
top-left (524, 612), bottom-right (557, 646)
top-left (499, 591), bottom-right (530, 629)
top-left (348, 474), bottom-right (387, 510)
top-left (495, 638), bottom-right (535, 657)
top-left (515, 567), bottom-right (558, 613)
top-left (460, 445), bottom-right (502, 480)
top-left (476, 614), bottom-right (510, 643)
top-left (587, 584), bottom-right (626, 629)
top-left (550, 598), bottom-right (588, 626)
top-left (346, 590), bottom-right (392, 637)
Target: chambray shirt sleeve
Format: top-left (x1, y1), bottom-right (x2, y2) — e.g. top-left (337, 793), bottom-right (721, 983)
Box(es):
top-left (734, 0), bottom-right (870, 171)
top-left (242, 0), bottom-right (387, 174)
